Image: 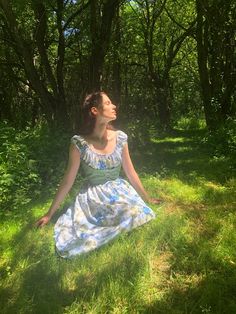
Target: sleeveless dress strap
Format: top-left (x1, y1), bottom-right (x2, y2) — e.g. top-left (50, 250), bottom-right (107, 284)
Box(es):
top-left (117, 130), bottom-right (128, 149)
top-left (71, 135), bottom-right (87, 156)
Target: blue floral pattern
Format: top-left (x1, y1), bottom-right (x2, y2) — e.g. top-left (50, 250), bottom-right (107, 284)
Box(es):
top-left (98, 160), bottom-right (106, 170)
top-left (54, 131), bottom-right (156, 258)
top-left (109, 194), bottom-right (119, 204)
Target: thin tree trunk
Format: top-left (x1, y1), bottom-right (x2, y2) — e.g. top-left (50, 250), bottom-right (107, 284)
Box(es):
top-left (196, 0), bottom-right (215, 129)
top-left (112, 5), bottom-right (121, 105)
top-left (155, 79), bottom-right (171, 130)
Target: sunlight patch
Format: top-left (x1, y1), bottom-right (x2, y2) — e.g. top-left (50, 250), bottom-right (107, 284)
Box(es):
top-left (151, 137), bottom-right (188, 144)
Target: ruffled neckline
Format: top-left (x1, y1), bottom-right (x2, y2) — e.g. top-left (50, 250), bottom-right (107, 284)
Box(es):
top-left (71, 130), bottom-right (127, 170)
top-left (79, 131), bottom-right (118, 156)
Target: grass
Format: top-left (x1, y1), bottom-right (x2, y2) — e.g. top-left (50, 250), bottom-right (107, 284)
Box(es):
top-left (0, 129), bottom-right (236, 313)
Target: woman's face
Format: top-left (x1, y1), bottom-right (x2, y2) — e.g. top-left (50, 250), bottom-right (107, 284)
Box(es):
top-left (95, 93), bottom-right (117, 122)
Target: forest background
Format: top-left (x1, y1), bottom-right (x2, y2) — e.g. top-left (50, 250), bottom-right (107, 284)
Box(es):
top-left (0, 0), bottom-right (236, 313)
top-left (0, 0), bottom-right (235, 211)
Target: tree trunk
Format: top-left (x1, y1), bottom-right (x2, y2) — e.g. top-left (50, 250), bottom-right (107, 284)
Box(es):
top-left (155, 78), bottom-right (171, 130)
top-left (88, 0), bottom-right (120, 92)
top-left (112, 5), bottom-right (121, 105)
top-left (196, 0), bottom-right (235, 129)
top-left (196, 0), bottom-right (215, 129)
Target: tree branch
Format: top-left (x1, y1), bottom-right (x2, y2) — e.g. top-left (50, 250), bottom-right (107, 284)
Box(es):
top-left (32, 0), bottom-right (58, 94)
top-left (164, 6), bottom-right (194, 32)
top-left (63, 0), bottom-right (91, 30)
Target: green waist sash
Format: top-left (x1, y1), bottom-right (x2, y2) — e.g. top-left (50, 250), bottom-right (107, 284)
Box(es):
top-left (80, 161), bottom-right (121, 186)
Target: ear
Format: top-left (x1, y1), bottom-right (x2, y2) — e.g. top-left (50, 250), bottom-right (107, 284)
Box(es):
top-left (90, 106), bottom-right (99, 116)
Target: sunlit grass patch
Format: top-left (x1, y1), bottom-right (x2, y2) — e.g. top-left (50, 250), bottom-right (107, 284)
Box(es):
top-left (175, 117), bottom-right (207, 130)
top-left (142, 173), bottom-right (236, 210)
top-left (0, 222), bottom-right (22, 244)
top-left (213, 213), bottom-right (236, 264)
top-left (134, 251), bottom-right (173, 307)
top-left (143, 175), bottom-right (203, 204)
top-left (151, 136), bottom-right (191, 144)
top-left (202, 180), bottom-right (236, 205)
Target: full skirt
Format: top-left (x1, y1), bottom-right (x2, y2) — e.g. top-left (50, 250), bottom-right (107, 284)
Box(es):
top-left (54, 178), bottom-right (155, 258)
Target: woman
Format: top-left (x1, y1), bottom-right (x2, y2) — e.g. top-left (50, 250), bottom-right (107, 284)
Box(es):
top-left (36, 91), bottom-right (160, 258)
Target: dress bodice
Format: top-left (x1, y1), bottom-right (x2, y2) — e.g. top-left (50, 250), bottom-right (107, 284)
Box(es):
top-left (71, 130), bottom-right (127, 186)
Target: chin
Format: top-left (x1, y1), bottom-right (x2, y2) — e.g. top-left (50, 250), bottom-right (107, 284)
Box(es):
top-left (108, 114), bottom-right (116, 120)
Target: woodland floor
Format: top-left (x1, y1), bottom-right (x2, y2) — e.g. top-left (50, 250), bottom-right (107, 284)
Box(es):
top-left (1, 129), bottom-right (236, 314)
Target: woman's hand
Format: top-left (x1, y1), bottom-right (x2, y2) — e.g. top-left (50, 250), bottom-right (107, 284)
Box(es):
top-left (148, 197), bottom-right (163, 205)
top-left (35, 214), bottom-right (51, 228)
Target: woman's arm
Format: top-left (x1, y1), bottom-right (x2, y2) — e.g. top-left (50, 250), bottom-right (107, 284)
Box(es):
top-left (35, 143), bottom-right (81, 227)
top-left (122, 143), bottom-right (161, 204)
top-left (122, 143), bottom-right (150, 201)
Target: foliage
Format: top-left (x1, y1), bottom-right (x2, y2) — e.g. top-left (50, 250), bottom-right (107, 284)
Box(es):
top-left (0, 121), bottom-right (69, 211)
top-left (175, 116), bottom-right (206, 130)
top-left (0, 0), bottom-right (200, 130)
top-left (196, 0), bottom-right (236, 129)
top-left (0, 0), bottom-right (235, 131)
top-left (202, 118), bottom-right (236, 161)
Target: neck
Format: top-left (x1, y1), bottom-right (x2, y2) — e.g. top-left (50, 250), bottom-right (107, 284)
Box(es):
top-left (91, 122), bottom-right (108, 141)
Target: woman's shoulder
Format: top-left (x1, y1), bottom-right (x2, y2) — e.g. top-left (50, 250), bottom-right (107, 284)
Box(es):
top-left (71, 134), bottom-right (85, 143)
top-left (116, 129), bottom-right (128, 139)
top-left (115, 130), bottom-right (128, 147)
top-left (70, 134), bottom-right (87, 152)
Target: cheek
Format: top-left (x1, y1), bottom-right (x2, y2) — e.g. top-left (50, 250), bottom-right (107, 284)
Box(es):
top-left (101, 106), bottom-right (109, 114)
top-left (97, 106), bottom-right (104, 115)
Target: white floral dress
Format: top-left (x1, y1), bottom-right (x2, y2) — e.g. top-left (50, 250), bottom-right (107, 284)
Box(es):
top-left (54, 130), bottom-right (156, 258)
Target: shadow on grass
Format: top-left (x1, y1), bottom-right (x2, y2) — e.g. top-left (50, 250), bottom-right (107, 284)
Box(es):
top-left (2, 222), bottom-right (144, 313)
top-left (140, 241), bottom-right (236, 314)
top-left (143, 269), bottom-right (236, 314)
top-left (142, 204), bottom-right (236, 313)
top-left (133, 129), bottom-right (234, 185)
top-left (2, 200), bottom-right (236, 313)
top-left (2, 129), bottom-right (235, 313)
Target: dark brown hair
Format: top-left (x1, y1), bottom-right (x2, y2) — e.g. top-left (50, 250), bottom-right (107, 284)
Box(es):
top-left (78, 91), bottom-right (115, 135)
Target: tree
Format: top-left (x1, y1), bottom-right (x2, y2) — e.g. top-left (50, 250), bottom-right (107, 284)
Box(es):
top-left (196, 0), bottom-right (236, 130)
top-left (128, 0), bottom-right (196, 130)
top-left (0, 0), bottom-right (122, 127)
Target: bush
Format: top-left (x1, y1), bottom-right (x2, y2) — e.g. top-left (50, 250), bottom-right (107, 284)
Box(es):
top-left (0, 121), bottom-right (69, 211)
top-left (125, 118), bottom-right (152, 151)
top-left (202, 118), bottom-right (236, 159)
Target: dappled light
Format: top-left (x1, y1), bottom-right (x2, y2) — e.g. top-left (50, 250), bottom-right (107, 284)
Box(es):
top-left (1, 128), bottom-right (235, 313)
top-left (0, 0), bottom-right (235, 312)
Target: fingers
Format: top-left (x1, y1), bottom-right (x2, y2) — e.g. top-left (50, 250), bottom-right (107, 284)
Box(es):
top-left (34, 220), bottom-right (43, 228)
top-left (34, 217), bottom-right (49, 228)
top-left (150, 198), bottom-right (163, 205)
top-left (36, 220), bottom-right (45, 228)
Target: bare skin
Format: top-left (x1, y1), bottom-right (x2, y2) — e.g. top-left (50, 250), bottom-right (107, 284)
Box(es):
top-left (35, 94), bottom-right (161, 228)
